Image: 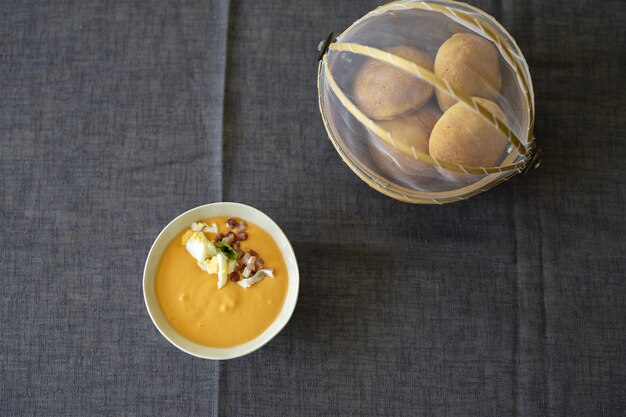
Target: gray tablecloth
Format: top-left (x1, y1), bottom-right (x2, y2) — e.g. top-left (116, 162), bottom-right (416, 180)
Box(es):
top-left (2, 0), bottom-right (625, 416)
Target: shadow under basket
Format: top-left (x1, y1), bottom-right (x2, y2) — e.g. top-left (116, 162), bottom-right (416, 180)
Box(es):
top-left (317, 0), bottom-right (539, 204)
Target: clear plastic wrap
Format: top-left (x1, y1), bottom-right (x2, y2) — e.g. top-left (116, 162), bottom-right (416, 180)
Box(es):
top-left (318, 0), bottom-right (537, 204)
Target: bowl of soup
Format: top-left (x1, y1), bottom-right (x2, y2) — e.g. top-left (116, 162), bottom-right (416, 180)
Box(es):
top-left (143, 202), bottom-right (299, 359)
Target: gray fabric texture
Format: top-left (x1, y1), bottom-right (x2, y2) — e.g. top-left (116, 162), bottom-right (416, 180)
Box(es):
top-left (1, 0), bottom-right (624, 416)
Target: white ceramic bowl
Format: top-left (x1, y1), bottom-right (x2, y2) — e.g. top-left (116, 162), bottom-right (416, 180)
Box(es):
top-left (143, 202), bottom-right (299, 360)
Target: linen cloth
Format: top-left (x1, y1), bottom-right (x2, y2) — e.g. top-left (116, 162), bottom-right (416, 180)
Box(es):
top-left (1, 0), bottom-right (624, 415)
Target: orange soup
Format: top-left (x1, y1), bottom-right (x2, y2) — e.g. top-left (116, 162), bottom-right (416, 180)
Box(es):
top-left (155, 217), bottom-right (288, 347)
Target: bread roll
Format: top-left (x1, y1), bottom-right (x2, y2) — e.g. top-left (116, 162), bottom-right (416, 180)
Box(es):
top-left (354, 46), bottom-right (434, 120)
top-left (434, 33), bottom-right (501, 112)
top-left (369, 103), bottom-right (442, 182)
top-left (429, 97), bottom-right (508, 168)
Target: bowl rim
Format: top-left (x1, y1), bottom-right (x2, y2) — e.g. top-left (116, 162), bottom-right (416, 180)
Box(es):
top-left (143, 202), bottom-right (299, 360)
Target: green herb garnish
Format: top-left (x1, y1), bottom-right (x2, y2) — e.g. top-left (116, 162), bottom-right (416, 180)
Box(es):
top-left (213, 241), bottom-right (237, 260)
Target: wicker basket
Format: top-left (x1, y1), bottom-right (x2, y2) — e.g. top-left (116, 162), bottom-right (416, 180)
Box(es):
top-left (317, 0), bottom-right (538, 204)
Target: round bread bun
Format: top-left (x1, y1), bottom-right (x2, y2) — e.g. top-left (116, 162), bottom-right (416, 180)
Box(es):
top-left (354, 45), bottom-right (434, 120)
top-left (368, 102), bottom-right (442, 183)
top-left (434, 33), bottom-right (502, 112)
top-left (429, 97), bottom-right (508, 168)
